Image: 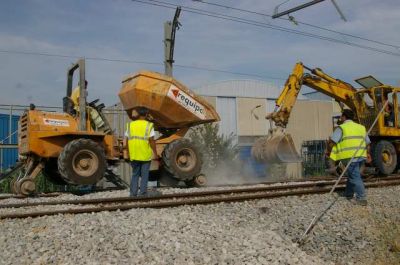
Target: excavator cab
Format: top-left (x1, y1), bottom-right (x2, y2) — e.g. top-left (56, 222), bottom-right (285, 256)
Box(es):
top-left (355, 78), bottom-right (398, 133)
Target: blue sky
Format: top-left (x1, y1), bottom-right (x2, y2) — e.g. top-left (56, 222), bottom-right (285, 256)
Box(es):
top-left (0, 0), bottom-right (399, 106)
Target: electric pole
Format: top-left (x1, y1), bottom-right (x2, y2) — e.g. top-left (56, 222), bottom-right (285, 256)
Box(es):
top-left (164, 7), bottom-right (181, 77)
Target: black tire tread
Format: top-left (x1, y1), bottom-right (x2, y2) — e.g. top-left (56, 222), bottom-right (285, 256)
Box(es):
top-left (43, 158), bottom-right (67, 185)
top-left (372, 140), bottom-right (397, 175)
top-left (162, 138), bottom-right (202, 180)
top-left (58, 138), bottom-right (106, 185)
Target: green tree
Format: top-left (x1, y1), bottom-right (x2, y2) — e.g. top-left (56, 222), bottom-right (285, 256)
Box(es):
top-left (188, 123), bottom-right (238, 170)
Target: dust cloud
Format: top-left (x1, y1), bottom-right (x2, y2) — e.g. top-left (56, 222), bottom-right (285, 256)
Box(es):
top-left (203, 159), bottom-right (296, 186)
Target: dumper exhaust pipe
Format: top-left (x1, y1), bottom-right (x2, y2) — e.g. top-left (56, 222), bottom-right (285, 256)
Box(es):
top-left (251, 127), bottom-right (301, 163)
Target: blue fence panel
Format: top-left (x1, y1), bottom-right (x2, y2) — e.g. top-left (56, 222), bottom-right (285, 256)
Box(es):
top-left (238, 146), bottom-right (266, 178)
top-left (0, 114), bottom-right (19, 172)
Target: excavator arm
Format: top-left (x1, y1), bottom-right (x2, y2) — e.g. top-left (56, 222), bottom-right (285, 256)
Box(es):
top-left (267, 62), bottom-right (357, 128)
top-left (252, 62), bottom-right (359, 163)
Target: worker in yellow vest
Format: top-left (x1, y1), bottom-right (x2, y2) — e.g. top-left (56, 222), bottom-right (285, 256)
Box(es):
top-left (125, 107), bottom-right (159, 197)
top-left (70, 80), bottom-right (88, 114)
top-left (326, 109), bottom-right (371, 206)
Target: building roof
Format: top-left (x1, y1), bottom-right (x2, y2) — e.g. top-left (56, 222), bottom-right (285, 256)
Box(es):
top-left (303, 91), bottom-right (333, 101)
top-left (194, 79), bottom-right (306, 99)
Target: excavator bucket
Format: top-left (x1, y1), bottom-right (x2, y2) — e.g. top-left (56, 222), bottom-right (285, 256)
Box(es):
top-left (251, 129), bottom-right (301, 163)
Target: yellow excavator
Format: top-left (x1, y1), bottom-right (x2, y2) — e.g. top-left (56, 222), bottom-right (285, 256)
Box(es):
top-left (252, 62), bottom-right (400, 175)
top-left (11, 59), bottom-right (219, 195)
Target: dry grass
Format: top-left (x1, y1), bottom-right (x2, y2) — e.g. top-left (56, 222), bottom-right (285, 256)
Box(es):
top-left (368, 214), bottom-right (400, 264)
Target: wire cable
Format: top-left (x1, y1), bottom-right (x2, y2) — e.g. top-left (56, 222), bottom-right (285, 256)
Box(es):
top-left (0, 49), bottom-right (284, 80)
top-left (194, 0), bottom-right (400, 50)
top-left (132, 0), bottom-right (400, 57)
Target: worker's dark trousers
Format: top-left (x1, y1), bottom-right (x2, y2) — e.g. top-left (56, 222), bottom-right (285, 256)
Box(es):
top-left (344, 160), bottom-right (366, 200)
top-left (130, 160), bottom-right (151, 196)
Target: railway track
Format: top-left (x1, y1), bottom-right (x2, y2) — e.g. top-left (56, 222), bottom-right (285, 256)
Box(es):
top-left (0, 177), bottom-right (334, 201)
top-left (0, 186), bottom-right (126, 201)
top-left (1, 176), bottom-right (400, 219)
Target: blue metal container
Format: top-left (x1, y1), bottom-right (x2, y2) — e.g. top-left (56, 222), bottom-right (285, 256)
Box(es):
top-left (0, 114), bottom-right (19, 172)
top-left (238, 146), bottom-right (266, 178)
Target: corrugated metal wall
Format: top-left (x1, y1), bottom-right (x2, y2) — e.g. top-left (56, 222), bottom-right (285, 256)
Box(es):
top-left (287, 100), bottom-right (334, 153)
top-left (237, 98), bottom-right (267, 136)
top-left (216, 97), bottom-right (237, 138)
top-left (103, 105), bottom-right (132, 184)
top-left (0, 114), bottom-right (19, 172)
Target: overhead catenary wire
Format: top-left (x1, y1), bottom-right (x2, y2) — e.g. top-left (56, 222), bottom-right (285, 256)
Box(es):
top-left (193, 0), bottom-right (400, 50)
top-left (0, 50), bottom-right (283, 80)
top-left (132, 0), bottom-right (400, 57)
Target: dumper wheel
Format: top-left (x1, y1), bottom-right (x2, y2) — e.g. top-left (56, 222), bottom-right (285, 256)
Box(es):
top-left (19, 179), bottom-right (36, 196)
top-left (43, 159), bottom-right (68, 185)
top-left (162, 139), bottom-right (202, 180)
top-left (185, 174), bottom-right (207, 187)
top-left (58, 139), bottom-right (106, 185)
top-left (372, 140), bottom-right (397, 175)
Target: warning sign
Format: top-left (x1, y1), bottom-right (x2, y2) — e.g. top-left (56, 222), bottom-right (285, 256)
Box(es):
top-left (167, 85), bottom-right (206, 119)
top-left (43, 118), bottom-right (70, 127)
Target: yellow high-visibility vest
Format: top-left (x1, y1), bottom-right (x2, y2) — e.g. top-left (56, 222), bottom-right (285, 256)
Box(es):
top-left (330, 145), bottom-right (338, 161)
top-left (71, 86), bottom-right (80, 112)
top-left (127, 120), bottom-right (154, 161)
top-left (331, 121), bottom-right (367, 161)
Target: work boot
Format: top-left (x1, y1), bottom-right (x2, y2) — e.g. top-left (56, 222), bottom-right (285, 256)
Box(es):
top-left (351, 199), bottom-right (368, 206)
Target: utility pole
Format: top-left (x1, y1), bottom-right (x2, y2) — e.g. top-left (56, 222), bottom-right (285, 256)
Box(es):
top-left (164, 6), bottom-right (181, 77)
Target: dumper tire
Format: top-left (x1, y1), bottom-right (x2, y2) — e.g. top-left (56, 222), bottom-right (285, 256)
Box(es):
top-left (58, 139), bottom-right (106, 185)
top-left (372, 140), bottom-right (397, 175)
top-left (43, 158), bottom-right (68, 185)
top-left (185, 174), bottom-right (207, 187)
top-left (162, 138), bottom-right (202, 180)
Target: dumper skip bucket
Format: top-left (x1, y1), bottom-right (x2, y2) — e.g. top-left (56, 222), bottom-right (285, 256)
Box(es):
top-left (251, 129), bottom-right (302, 163)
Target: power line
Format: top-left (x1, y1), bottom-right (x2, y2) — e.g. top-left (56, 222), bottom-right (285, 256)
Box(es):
top-left (195, 0), bottom-right (400, 50)
top-left (0, 49), bottom-right (284, 80)
top-left (132, 0), bottom-right (400, 57)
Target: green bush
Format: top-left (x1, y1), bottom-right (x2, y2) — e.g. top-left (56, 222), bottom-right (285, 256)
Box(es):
top-left (188, 123), bottom-right (238, 171)
top-left (0, 170), bottom-right (78, 194)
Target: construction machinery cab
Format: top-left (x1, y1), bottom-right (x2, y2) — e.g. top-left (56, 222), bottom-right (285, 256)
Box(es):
top-left (63, 59), bottom-right (112, 134)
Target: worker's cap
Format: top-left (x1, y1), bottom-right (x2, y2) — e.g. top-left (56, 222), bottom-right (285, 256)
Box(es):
top-left (341, 109), bottom-right (355, 120)
top-left (136, 106), bottom-right (149, 116)
top-left (78, 80), bottom-right (88, 87)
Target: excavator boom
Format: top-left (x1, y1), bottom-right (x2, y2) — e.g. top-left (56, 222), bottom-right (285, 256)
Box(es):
top-left (253, 62), bottom-right (359, 163)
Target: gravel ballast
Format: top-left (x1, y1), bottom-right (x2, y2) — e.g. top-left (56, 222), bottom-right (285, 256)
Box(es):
top-left (0, 185), bottom-right (399, 265)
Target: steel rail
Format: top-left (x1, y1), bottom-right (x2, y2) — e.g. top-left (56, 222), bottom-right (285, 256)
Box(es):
top-left (0, 178), bottom-right (348, 209)
top-left (0, 187), bottom-right (126, 201)
top-left (0, 176), bottom-right (338, 201)
top-left (1, 178), bottom-right (400, 219)
top-left (1, 175), bottom-right (399, 209)
top-left (2, 175), bottom-right (398, 209)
